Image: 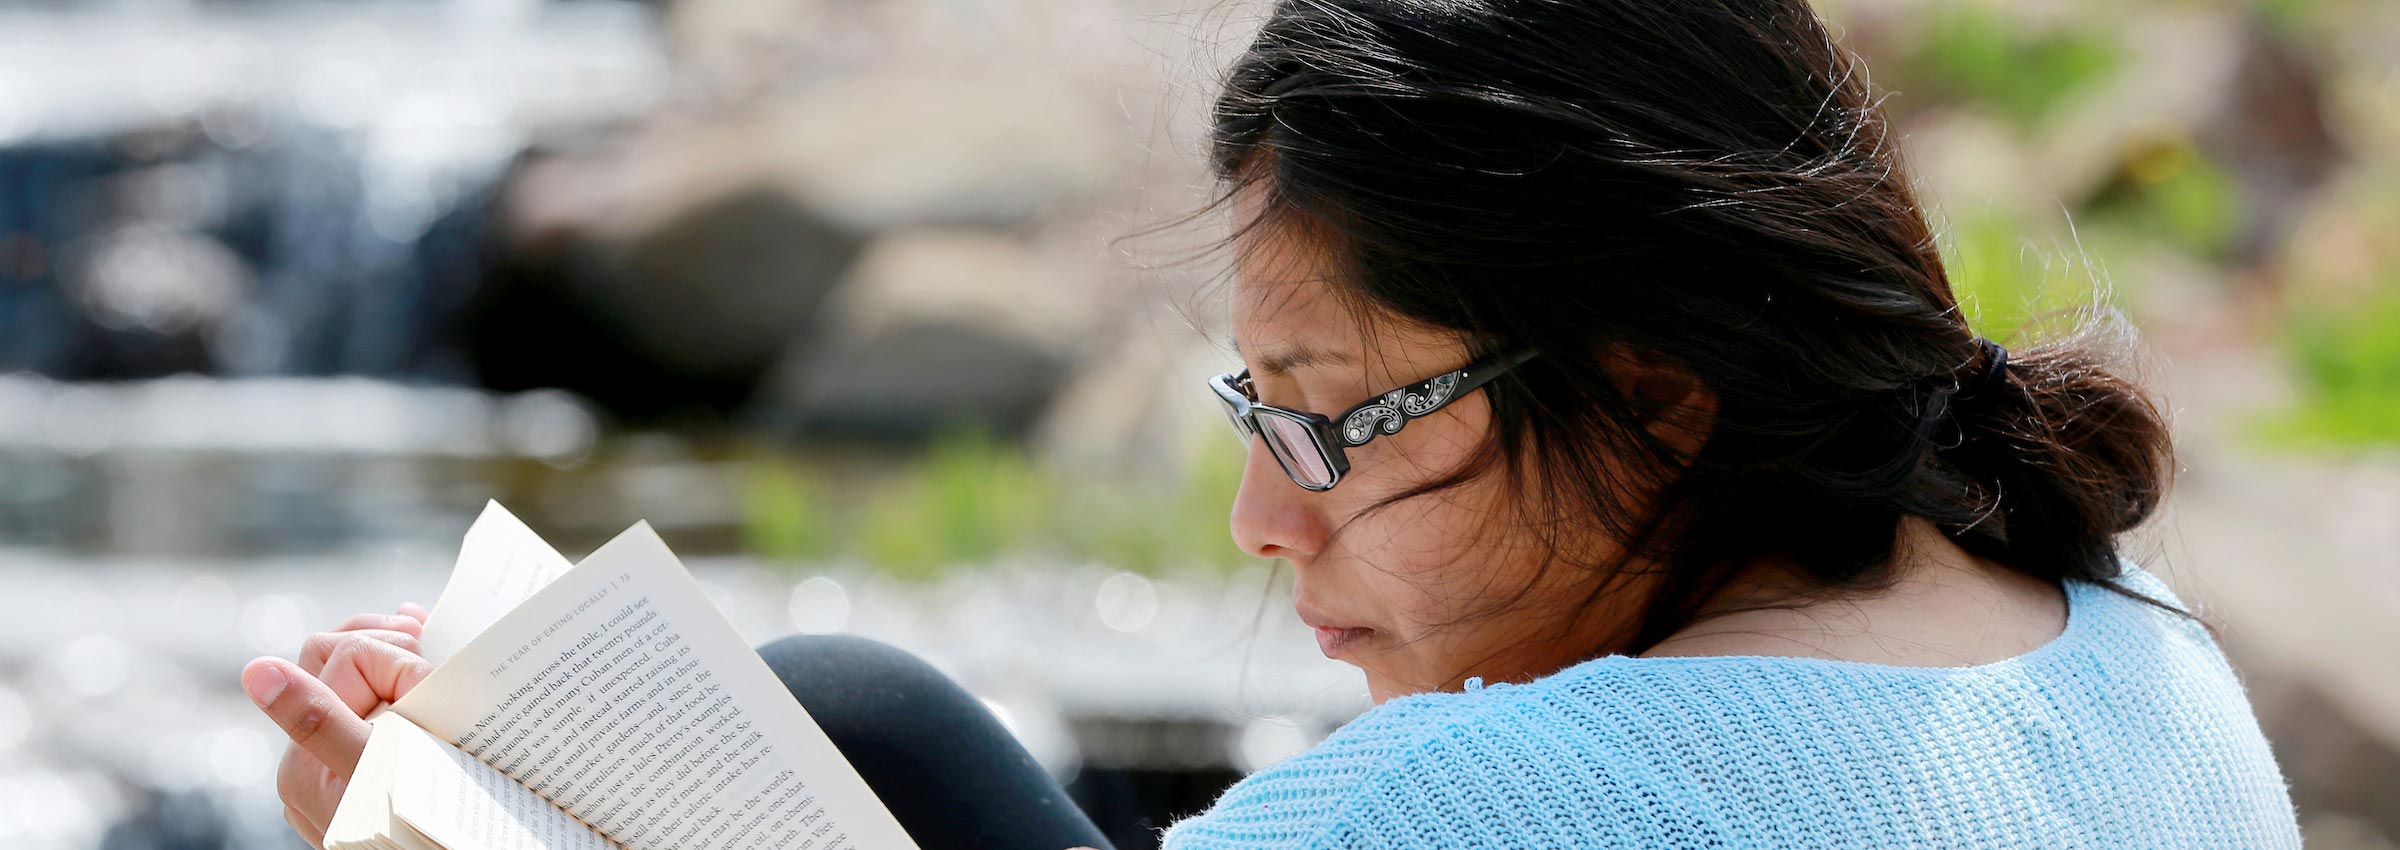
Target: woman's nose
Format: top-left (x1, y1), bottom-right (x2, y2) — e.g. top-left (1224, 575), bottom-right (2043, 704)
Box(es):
top-left (1228, 434), bottom-right (1327, 563)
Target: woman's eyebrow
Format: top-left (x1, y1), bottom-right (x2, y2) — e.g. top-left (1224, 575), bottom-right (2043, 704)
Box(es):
top-left (1227, 336), bottom-right (1355, 376)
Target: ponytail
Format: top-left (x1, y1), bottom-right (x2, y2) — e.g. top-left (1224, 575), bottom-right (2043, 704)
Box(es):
top-left (1930, 311), bottom-right (2193, 625)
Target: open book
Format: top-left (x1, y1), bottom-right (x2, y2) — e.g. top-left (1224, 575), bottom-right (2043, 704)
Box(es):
top-left (325, 501), bottom-right (921, 850)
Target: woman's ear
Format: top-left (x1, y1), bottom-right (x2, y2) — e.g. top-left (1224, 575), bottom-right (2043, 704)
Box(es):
top-left (1600, 344), bottom-right (1717, 462)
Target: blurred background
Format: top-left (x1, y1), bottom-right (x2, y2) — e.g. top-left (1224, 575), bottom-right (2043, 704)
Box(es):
top-left (0, 0), bottom-right (2392, 847)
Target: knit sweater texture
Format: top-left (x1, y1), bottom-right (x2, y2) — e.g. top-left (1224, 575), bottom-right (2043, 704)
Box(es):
top-left (1158, 558), bottom-right (2302, 848)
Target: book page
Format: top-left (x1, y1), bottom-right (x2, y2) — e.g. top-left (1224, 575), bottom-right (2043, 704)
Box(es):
top-left (420, 501), bottom-right (578, 665)
top-left (393, 522), bottom-right (919, 850)
top-left (325, 712), bottom-right (411, 850)
top-left (385, 710), bottom-right (619, 850)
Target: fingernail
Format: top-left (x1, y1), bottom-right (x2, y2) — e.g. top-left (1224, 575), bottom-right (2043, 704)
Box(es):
top-left (245, 663), bottom-right (288, 708)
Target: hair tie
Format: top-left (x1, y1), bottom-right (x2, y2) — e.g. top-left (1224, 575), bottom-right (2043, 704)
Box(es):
top-left (1914, 337), bottom-right (2010, 451)
top-left (1966, 337), bottom-right (2009, 397)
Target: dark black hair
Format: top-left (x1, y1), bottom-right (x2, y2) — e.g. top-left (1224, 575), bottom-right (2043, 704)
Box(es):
top-left (1170, 0), bottom-right (2199, 661)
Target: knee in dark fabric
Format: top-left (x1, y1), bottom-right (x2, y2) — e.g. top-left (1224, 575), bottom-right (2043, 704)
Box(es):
top-left (755, 633), bottom-right (994, 744)
top-left (752, 633), bottom-right (1115, 850)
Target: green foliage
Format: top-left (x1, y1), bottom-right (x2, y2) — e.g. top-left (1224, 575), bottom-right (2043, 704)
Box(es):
top-left (854, 479), bottom-right (947, 579)
top-left (2083, 138), bottom-right (2242, 262)
top-left (1937, 208), bottom-right (2118, 342)
top-left (1171, 434), bottom-right (1251, 569)
top-left (2250, 0), bottom-right (2357, 40)
top-left (1898, 5), bottom-right (2122, 131)
top-left (1050, 431), bottom-right (1251, 576)
top-left (740, 424), bottom-right (1255, 579)
top-left (2256, 284), bottom-right (2400, 447)
top-left (739, 458), bottom-right (838, 562)
top-left (854, 425), bottom-right (1055, 579)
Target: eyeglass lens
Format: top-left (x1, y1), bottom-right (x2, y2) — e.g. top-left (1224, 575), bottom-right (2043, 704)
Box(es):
top-left (1217, 386), bottom-right (1337, 489)
top-left (1256, 413), bottom-right (1335, 488)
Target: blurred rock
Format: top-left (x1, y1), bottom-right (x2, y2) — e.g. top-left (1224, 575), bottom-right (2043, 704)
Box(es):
top-left (466, 178), bottom-right (868, 421)
top-left (741, 227), bottom-right (1108, 442)
top-left (754, 318), bottom-right (1068, 442)
top-left (826, 229), bottom-right (1102, 344)
top-left (759, 70), bottom-right (1119, 230)
top-left (2206, 12), bottom-right (2345, 279)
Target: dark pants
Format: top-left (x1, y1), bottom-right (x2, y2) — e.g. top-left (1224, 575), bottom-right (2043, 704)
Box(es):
top-left (757, 634), bottom-right (1116, 850)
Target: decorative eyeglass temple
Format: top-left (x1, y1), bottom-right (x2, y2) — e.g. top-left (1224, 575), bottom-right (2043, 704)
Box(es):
top-left (1335, 349), bottom-right (1536, 447)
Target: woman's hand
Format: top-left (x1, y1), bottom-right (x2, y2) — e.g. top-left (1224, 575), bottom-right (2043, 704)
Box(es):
top-left (241, 603), bottom-right (436, 849)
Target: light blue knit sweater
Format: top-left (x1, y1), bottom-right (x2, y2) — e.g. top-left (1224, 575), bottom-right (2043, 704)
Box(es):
top-left (1159, 559), bottom-right (2301, 848)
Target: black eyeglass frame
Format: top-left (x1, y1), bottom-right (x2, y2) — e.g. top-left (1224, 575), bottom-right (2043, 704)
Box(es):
top-left (1208, 347), bottom-right (1540, 491)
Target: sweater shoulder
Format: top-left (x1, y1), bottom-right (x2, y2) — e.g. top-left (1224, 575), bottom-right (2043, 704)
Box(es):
top-left (1305, 683), bottom-right (1713, 848)
top-left (1161, 672), bottom-right (1670, 845)
top-left (1153, 684), bottom-right (1533, 849)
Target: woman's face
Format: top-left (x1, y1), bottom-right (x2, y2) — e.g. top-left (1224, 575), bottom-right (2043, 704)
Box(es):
top-left (1225, 191), bottom-right (1643, 704)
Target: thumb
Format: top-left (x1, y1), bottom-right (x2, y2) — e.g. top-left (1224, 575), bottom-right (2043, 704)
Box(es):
top-left (244, 656), bottom-right (372, 777)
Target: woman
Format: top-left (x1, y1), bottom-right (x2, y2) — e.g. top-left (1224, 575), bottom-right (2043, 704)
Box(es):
top-left (246, 0), bottom-right (2302, 846)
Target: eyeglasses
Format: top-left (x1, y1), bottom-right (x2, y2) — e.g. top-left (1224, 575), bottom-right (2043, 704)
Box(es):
top-left (1208, 347), bottom-right (1539, 491)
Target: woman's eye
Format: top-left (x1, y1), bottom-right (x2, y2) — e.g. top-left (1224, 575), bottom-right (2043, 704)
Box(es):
top-left (1249, 378), bottom-right (1309, 409)
top-left (1255, 373), bottom-right (1365, 412)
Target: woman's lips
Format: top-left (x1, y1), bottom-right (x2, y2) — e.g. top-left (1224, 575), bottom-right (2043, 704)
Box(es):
top-left (1312, 625), bottom-right (1373, 659)
top-left (1297, 600), bottom-right (1372, 659)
